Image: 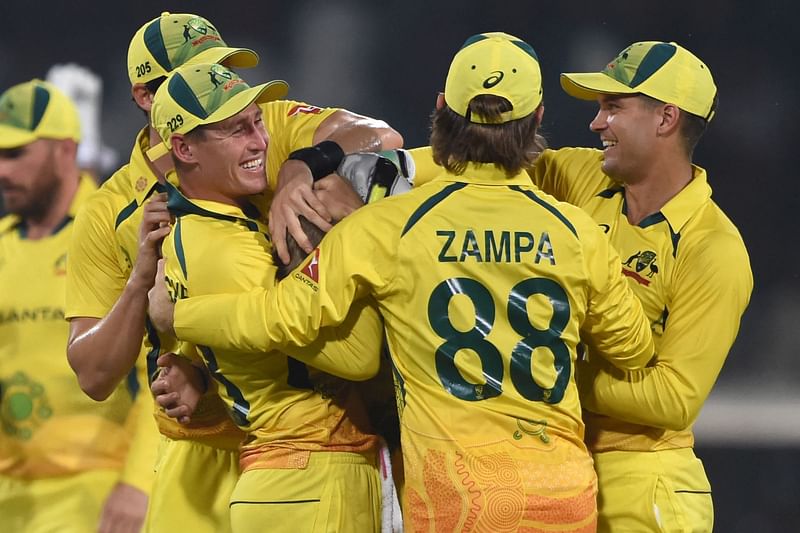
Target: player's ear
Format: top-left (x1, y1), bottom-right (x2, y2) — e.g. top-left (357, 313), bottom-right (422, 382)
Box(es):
top-left (132, 83), bottom-right (153, 112)
top-left (535, 104), bottom-right (544, 125)
top-left (171, 134), bottom-right (196, 165)
top-left (657, 103), bottom-right (681, 136)
top-left (435, 92), bottom-right (445, 111)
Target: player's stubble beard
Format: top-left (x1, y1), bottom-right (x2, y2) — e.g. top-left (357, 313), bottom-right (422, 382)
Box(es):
top-left (8, 146), bottom-right (63, 222)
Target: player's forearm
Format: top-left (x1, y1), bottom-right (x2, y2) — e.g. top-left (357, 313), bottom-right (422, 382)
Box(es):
top-left (68, 276), bottom-right (151, 400)
top-left (578, 359), bottom-right (703, 431)
top-left (314, 114), bottom-right (403, 154)
top-left (174, 290), bottom-right (273, 352)
top-left (282, 298), bottom-right (383, 381)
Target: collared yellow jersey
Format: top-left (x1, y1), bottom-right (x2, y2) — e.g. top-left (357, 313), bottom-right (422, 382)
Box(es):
top-left (65, 127), bottom-right (240, 451)
top-left (65, 101), bottom-right (339, 450)
top-left (162, 186), bottom-right (378, 472)
top-left (0, 175), bottom-right (134, 479)
top-left (530, 147), bottom-right (753, 452)
top-left (172, 163), bottom-right (654, 529)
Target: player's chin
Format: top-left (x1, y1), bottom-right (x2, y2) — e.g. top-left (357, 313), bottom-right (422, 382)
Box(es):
top-left (237, 174), bottom-right (267, 196)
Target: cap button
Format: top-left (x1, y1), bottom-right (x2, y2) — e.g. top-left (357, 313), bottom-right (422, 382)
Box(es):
top-left (161, 11), bottom-right (171, 16)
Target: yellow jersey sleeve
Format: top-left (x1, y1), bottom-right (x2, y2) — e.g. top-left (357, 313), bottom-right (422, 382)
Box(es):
top-left (578, 224), bottom-right (752, 430)
top-left (65, 188), bottom-right (129, 318)
top-left (261, 100), bottom-right (339, 191)
top-left (579, 221), bottom-right (655, 370)
top-left (529, 147), bottom-right (612, 208)
top-left (407, 146), bottom-right (440, 186)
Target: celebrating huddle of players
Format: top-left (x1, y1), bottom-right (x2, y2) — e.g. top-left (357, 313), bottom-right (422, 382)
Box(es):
top-left (0, 11), bottom-right (751, 533)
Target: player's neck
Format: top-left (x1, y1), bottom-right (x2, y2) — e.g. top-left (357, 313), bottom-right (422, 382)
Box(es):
top-left (23, 172), bottom-right (80, 240)
top-left (623, 157), bottom-right (693, 225)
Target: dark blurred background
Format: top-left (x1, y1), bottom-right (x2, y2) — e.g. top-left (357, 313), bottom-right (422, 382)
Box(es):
top-left (3, 1), bottom-right (797, 529)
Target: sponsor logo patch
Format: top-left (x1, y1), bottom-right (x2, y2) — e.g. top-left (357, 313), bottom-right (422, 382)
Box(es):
top-left (287, 104), bottom-right (323, 117)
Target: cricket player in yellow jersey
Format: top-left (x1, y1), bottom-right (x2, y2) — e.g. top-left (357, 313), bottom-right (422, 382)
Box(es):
top-left (149, 63), bottom-right (389, 532)
top-left (149, 33), bottom-right (656, 532)
top-left (531, 42), bottom-right (752, 532)
top-left (0, 80), bottom-right (151, 532)
top-left (65, 13), bottom-right (262, 533)
top-left (66, 12), bottom-right (401, 532)
top-left (408, 41), bottom-right (753, 532)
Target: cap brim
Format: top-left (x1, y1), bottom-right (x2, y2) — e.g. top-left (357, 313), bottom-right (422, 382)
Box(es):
top-left (560, 72), bottom-right (638, 101)
top-left (0, 125), bottom-right (36, 149)
top-left (146, 80), bottom-right (289, 162)
top-left (204, 80), bottom-right (289, 125)
top-left (186, 47), bottom-right (260, 70)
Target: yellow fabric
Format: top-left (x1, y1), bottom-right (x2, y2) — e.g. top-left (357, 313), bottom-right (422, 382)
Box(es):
top-left (118, 382), bottom-right (159, 493)
top-left (0, 174), bottom-right (133, 479)
top-left (531, 147), bottom-right (753, 452)
top-left (149, 63), bottom-right (287, 159)
top-left (162, 188), bottom-right (378, 470)
top-left (560, 41), bottom-right (717, 121)
top-left (230, 451), bottom-right (381, 533)
top-left (445, 32), bottom-right (542, 122)
top-left (174, 163), bottom-right (655, 529)
top-left (0, 80), bottom-right (81, 149)
top-left (261, 99), bottom-right (339, 191)
top-left (65, 127), bottom-right (240, 449)
top-left (126, 12), bottom-right (258, 85)
top-left (0, 469), bottom-right (118, 533)
top-left (143, 436), bottom-right (239, 533)
top-left (593, 449), bottom-right (713, 533)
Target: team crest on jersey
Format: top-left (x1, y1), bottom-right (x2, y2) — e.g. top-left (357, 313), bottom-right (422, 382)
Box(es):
top-left (135, 176), bottom-right (147, 192)
top-left (287, 104), bottom-right (323, 117)
top-left (53, 253), bottom-right (67, 276)
top-left (0, 372), bottom-right (52, 441)
top-left (294, 248), bottom-right (320, 291)
top-left (622, 250), bottom-right (659, 286)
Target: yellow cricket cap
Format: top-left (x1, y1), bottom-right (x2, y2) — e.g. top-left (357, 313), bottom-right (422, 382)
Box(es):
top-left (561, 41), bottom-right (717, 121)
top-left (127, 12), bottom-right (259, 85)
top-left (149, 63), bottom-right (288, 159)
top-left (0, 80), bottom-right (80, 149)
top-left (445, 32), bottom-right (543, 124)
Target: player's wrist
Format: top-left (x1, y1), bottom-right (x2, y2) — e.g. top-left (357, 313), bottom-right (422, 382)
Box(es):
top-left (287, 140), bottom-right (345, 182)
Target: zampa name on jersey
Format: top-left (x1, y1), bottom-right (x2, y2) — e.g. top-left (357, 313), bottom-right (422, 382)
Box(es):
top-left (436, 229), bottom-right (556, 265)
top-left (621, 250), bottom-right (659, 286)
top-left (0, 307), bottom-right (65, 325)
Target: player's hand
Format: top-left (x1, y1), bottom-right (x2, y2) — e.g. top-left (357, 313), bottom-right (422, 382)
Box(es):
top-left (269, 159), bottom-right (333, 265)
top-left (97, 482), bottom-right (148, 533)
top-left (151, 352), bottom-right (205, 425)
top-left (312, 174), bottom-right (364, 222)
top-left (147, 259), bottom-right (175, 336)
top-left (130, 193), bottom-right (171, 290)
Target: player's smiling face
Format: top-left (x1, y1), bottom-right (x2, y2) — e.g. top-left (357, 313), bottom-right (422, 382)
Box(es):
top-left (190, 103), bottom-right (268, 203)
top-left (590, 94), bottom-right (662, 183)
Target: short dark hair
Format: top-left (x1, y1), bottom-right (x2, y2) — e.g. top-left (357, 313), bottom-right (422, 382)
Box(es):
top-left (136, 76), bottom-right (167, 117)
top-left (430, 95), bottom-right (545, 176)
top-left (272, 216), bottom-right (327, 280)
top-left (680, 94), bottom-right (717, 157)
top-left (638, 93), bottom-right (716, 158)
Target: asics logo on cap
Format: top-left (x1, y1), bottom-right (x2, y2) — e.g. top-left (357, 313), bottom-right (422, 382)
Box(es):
top-left (482, 71), bottom-right (505, 89)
